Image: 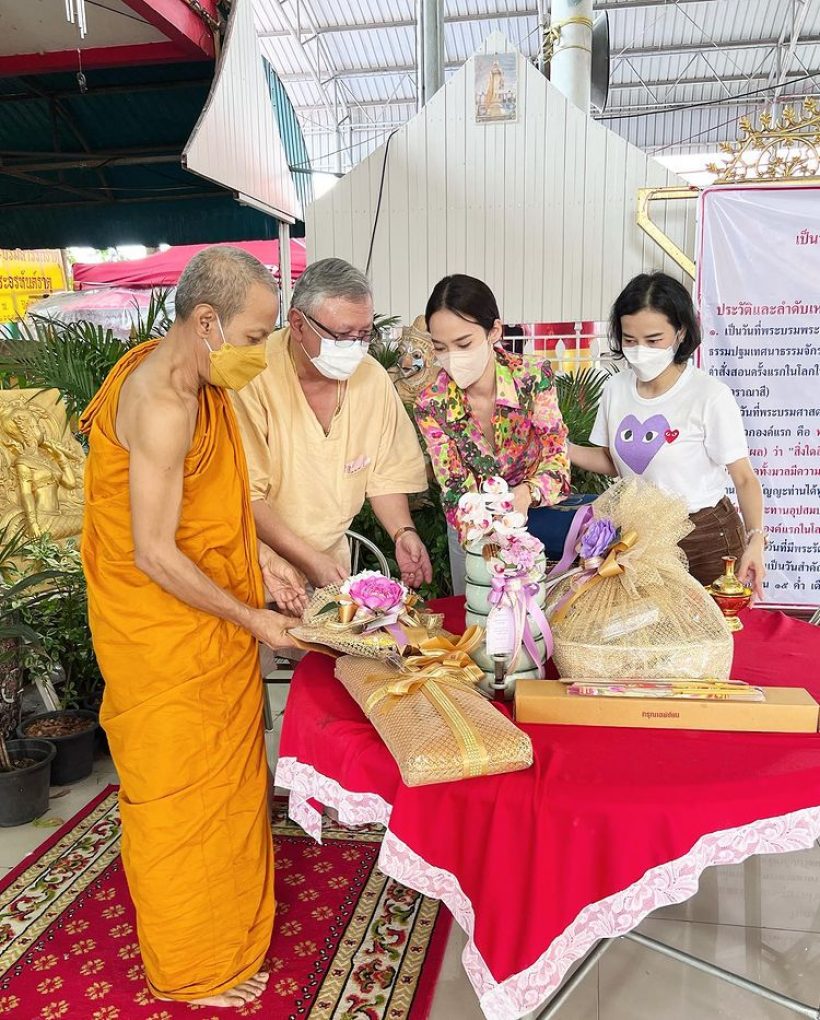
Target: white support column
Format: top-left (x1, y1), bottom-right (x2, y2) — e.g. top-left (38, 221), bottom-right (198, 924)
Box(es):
top-left (417, 0), bottom-right (444, 110)
top-left (536, 0), bottom-right (548, 74)
top-left (279, 221), bottom-right (292, 318)
top-left (333, 78), bottom-right (344, 175)
top-left (549, 0), bottom-right (594, 114)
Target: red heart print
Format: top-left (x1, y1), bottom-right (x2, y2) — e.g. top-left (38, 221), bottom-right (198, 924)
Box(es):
top-left (664, 429), bottom-right (679, 443)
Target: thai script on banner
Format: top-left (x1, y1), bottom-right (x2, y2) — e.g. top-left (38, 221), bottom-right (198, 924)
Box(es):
top-left (0, 249), bottom-right (66, 322)
top-left (698, 184), bottom-right (820, 609)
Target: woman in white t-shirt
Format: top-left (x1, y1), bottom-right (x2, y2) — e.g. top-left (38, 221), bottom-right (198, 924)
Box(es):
top-left (570, 273), bottom-right (766, 597)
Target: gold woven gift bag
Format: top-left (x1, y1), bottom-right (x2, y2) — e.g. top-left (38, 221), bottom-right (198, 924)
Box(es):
top-left (545, 480), bottom-right (734, 680)
top-left (335, 656), bottom-right (533, 787)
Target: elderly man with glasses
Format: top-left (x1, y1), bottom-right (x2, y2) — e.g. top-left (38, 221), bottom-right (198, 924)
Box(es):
top-left (231, 257), bottom-right (432, 590)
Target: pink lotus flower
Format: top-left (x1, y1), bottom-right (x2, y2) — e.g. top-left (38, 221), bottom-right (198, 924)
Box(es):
top-left (342, 571), bottom-right (407, 613)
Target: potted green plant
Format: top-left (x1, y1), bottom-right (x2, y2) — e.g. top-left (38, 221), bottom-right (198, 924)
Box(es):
top-left (0, 527), bottom-right (67, 825)
top-left (17, 708), bottom-right (98, 786)
top-left (15, 537), bottom-right (100, 784)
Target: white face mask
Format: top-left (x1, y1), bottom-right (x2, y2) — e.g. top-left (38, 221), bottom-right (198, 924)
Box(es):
top-left (309, 337), bottom-right (368, 380)
top-left (300, 315), bottom-right (369, 380)
top-left (622, 344), bottom-right (676, 382)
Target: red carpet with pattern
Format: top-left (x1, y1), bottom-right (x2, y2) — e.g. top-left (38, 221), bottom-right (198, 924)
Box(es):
top-left (0, 787), bottom-right (451, 1020)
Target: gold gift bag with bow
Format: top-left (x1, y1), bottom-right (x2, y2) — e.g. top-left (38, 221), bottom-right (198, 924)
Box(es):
top-left (334, 630), bottom-right (533, 787)
top-left (546, 480), bottom-right (734, 680)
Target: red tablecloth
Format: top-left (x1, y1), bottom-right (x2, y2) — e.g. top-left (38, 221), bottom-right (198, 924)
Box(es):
top-left (276, 599), bottom-right (820, 1020)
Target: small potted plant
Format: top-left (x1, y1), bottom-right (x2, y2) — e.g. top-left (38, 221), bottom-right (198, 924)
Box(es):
top-left (0, 527), bottom-right (66, 825)
top-left (16, 537), bottom-right (100, 784)
top-left (0, 735), bottom-right (56, 827)
top-left (17, 709), bottom-right (97, 785)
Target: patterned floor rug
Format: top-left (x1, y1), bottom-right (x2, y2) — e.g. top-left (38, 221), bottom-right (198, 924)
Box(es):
top-left (0, 787), bottom-right (452, 1020)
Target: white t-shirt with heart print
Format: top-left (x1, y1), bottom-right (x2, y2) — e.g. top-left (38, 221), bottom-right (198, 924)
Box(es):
top-left (589, 364), bottom-right (749, 512)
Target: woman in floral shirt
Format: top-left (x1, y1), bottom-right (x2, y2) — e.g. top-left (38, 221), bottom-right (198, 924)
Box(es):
top-left (414, 274), bottom-right (570, 592)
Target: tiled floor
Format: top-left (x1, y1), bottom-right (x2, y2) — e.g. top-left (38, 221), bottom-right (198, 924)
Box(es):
top-left (4, 692), bottom-right (820, 1020)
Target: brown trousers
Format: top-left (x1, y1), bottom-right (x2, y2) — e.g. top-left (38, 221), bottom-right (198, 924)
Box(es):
top-left (679, 495), bottom-right (746, 587)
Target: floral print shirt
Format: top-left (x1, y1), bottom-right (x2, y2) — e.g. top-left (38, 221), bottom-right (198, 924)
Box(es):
top-left (414, 349), bottom-right (570, 526)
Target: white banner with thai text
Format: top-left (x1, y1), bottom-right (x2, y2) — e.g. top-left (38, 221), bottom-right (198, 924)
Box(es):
top-left (698, 183), bottom-right (820, 610)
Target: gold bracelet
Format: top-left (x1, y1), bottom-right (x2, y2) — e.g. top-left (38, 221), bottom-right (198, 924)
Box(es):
top-left (393, 526), bottom-right (418, 544)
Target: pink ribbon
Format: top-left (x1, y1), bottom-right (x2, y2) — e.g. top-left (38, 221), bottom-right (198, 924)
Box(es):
top-left (489, 573), bottom-right (553, 677)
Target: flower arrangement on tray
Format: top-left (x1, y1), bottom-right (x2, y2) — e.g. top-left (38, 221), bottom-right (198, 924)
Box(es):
top-left (456, 479), bottom-right (552, 679)
top-left (289, 570), bottom-right (445, 659)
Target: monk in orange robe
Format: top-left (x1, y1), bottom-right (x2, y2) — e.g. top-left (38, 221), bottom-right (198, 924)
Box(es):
top-left (80, 247), bottom-right (306, 1008)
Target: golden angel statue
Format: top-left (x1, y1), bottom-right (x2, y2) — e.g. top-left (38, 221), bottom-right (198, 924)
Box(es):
top-left (0, 390), bottom-right (85, 542)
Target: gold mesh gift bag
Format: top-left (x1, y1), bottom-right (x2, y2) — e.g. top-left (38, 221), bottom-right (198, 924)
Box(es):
top-left (545, 480), bottom-right (734, 679)
top-left (335, 645), bottom-right (533, 787)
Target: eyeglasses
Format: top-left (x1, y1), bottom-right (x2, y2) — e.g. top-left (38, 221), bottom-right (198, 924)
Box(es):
top-left (302, 312), bottom-right (377, 349)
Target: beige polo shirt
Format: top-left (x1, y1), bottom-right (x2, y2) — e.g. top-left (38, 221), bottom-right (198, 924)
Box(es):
top-left (231, 327), bottom-right (427, 569)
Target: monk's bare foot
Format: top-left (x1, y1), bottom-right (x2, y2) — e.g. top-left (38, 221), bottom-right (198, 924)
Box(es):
top-left (157, 971), bottom-right (269, 1008)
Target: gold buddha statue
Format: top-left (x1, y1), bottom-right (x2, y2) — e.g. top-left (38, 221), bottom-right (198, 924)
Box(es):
top-left (0, 390), bottom-right (85, 542)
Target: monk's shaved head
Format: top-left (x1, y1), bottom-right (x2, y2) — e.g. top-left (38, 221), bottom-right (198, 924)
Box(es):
top-left (175, 246), bottom-right (277, 324)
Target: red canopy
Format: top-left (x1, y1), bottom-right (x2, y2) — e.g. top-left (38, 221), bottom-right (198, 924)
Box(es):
top-left (72, 240), bottom-right (307, 290)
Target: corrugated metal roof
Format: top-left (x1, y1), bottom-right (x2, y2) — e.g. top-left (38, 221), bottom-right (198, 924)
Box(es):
top-left (256, 0), bottom-right (820, 170)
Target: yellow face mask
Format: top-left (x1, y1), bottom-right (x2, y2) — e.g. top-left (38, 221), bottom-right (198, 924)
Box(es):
top-left (205, 316), bottom-right (268, 390)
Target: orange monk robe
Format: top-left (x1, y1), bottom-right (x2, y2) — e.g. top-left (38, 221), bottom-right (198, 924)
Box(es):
top-left (79, 341), bottom-right (274, 1001)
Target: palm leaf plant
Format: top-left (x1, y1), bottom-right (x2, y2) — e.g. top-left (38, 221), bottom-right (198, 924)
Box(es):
top-left (0, 318), bottom-right (137, 423)
top-left (0, 287), bottom-right (174, 424)
top-left (368, 313), bottom-right (403, 373)
top-left (555, 366), bottom-right (614, 495)
top-left (132, 286), bottom-right (174, 340)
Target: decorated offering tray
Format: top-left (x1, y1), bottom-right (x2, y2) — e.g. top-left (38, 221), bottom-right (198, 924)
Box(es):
top-left (289, 570), bottom-right (445, 659)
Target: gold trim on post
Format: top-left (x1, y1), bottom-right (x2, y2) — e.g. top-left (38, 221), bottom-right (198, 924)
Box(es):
top-left (636, 186), bottom-right (699, 280)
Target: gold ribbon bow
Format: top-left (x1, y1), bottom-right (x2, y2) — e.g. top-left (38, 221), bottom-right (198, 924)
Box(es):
top-left (402, 626), bottom-right (485, 681)
top-left (551, 530), bottom-right (639, 625)
top-left (363, 626), bottom-right (489, 780)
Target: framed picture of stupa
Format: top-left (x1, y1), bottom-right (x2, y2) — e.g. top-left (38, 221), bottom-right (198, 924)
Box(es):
top-left (475, 53), bottom-right (518, 124)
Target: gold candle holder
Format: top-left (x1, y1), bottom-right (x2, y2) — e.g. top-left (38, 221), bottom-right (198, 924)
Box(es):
top-left (706, 556), bottom-right (752, 632)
